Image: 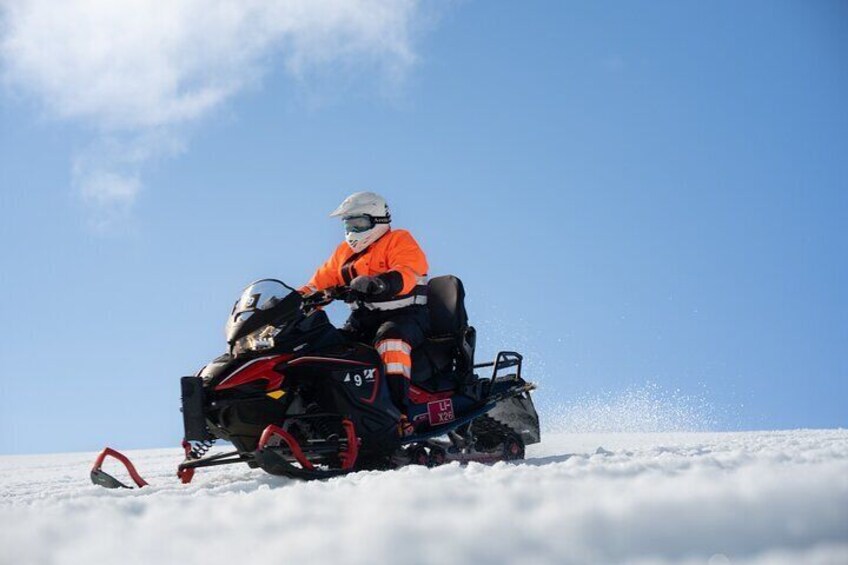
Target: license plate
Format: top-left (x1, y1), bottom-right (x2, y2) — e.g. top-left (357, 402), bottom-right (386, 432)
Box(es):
top-left (427, 399), bottom-right (455, 425)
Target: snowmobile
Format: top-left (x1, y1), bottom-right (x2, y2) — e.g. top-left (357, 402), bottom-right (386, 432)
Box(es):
top-left (91, 276), bottom-right (539, 488)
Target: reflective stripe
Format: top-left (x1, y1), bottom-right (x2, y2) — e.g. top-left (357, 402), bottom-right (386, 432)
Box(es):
top-left (396, 268), bottom-right (428, 287)
top-left (385, 362), bottom-right (412, 378)
top-left (356, 283), bottom-right (428, 311)
top-left (376, 339), bottom-right (412, 355)
top-left (357, 294), bottom-right (428, 311)
top-left (378, 339), bottom-right (413, 379)
top-left (382, 350), bottom-right (411, 367)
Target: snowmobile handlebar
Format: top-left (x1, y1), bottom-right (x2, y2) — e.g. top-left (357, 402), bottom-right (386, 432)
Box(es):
top-left (300, 286), bottom-right (355, 311)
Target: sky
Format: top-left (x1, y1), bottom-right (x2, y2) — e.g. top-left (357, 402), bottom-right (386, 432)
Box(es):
top-left (0, 1), bottom-right (846, 454)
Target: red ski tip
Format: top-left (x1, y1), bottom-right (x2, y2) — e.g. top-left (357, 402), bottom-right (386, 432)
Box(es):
top-left (90, 447), bottom-right (149, 489)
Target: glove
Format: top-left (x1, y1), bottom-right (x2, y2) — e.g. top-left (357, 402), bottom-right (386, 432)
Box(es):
top-left (350, 275), bottom-right (387, 297)
top-left (397, 414), bottom-right (415, 438)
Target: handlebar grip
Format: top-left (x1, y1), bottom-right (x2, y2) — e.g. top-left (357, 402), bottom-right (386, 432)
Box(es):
top-left (301, 286), bottom-right (353, 310)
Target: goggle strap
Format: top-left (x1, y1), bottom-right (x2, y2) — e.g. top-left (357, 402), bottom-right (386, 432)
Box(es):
top-left (343, 214), bottom-right (391, 225)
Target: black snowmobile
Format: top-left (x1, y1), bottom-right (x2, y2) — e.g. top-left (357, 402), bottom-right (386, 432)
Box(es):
top-left (91, 276), bottom-right (539, 488)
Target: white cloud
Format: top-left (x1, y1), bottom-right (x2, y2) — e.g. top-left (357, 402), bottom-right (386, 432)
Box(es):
top-left (0, 0), bottom-right (425, 222)
top-left (71, 130), bottom-right (187, 230)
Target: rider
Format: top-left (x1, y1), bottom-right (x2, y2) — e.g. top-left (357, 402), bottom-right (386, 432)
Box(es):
top-left (300, 192), bottom-right (429, 436)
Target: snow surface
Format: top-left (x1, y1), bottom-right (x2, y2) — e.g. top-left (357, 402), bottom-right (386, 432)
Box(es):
top-left (2, 430), bottom-right (847, 565)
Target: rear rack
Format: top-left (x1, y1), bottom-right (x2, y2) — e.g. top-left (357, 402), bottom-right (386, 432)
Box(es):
top-left (474, 351), bottom-right (523, 381)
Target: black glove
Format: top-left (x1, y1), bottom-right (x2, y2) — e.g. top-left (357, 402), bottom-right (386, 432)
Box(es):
top-left (299, 289), bottom-right (331, 312)
top-left (350, 275), bottom-right (388, 297)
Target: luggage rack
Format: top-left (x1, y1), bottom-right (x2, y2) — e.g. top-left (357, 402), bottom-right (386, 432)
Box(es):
top-left (474, 351), bottom-right (523, 381)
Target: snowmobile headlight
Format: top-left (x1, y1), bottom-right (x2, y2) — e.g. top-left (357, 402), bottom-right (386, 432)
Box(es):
top-left (232, 324), bottom-right (282, 357)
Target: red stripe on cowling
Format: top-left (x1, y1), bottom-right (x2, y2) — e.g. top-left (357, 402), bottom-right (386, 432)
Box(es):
top-left (214, 354), bottom-right (293, 391)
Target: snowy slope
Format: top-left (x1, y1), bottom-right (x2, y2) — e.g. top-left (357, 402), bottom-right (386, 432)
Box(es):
top-left (2, 430), bottom-right (847, 565)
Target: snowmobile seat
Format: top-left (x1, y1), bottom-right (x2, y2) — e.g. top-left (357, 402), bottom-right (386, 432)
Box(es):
top-left (412, 275), bottom-right (476, 388)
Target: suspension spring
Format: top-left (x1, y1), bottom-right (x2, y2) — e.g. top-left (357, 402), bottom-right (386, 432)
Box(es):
top-left (187, 438), bottom-right (216, 460)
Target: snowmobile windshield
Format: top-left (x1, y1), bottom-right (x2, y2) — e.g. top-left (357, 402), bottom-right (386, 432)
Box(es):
top-left (225, 279), bottom-right (296, 344)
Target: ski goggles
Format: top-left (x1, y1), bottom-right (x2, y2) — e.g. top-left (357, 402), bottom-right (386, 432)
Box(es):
top-left (343, 215), bottom-right (389, 233)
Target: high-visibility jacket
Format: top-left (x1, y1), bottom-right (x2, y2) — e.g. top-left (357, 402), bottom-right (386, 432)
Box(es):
top-left (303, 229), bottom-right (429, 311)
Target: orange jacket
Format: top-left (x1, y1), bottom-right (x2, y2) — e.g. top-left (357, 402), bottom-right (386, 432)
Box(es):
top-left (304, 229), bottom-right (429, 298)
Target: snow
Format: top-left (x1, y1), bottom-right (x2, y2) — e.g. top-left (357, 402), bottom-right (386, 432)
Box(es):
top-left (2, 430), bottom-right (847, 565)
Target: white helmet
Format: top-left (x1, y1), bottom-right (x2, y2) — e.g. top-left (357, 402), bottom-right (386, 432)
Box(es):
top-left (330, 191), bottom-right (391, 252)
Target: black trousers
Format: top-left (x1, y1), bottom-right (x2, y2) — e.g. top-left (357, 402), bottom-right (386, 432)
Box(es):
top-left (343, 305), bottom-right (429, 411)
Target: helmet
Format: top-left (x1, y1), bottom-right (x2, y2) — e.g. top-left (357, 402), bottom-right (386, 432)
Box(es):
top-left (329, 192), bottom-right (391, 252)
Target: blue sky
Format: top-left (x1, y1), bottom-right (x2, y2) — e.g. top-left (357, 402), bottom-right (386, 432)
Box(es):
top-left (1, 1), bottom-right (846, 454)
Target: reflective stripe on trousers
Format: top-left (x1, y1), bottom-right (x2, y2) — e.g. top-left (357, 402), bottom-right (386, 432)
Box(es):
top-left (376, 339), bottom-right (412, 379)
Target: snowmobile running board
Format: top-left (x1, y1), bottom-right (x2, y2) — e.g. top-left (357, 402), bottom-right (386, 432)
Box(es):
top-left (402, 380), bottom-right (536, 443)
